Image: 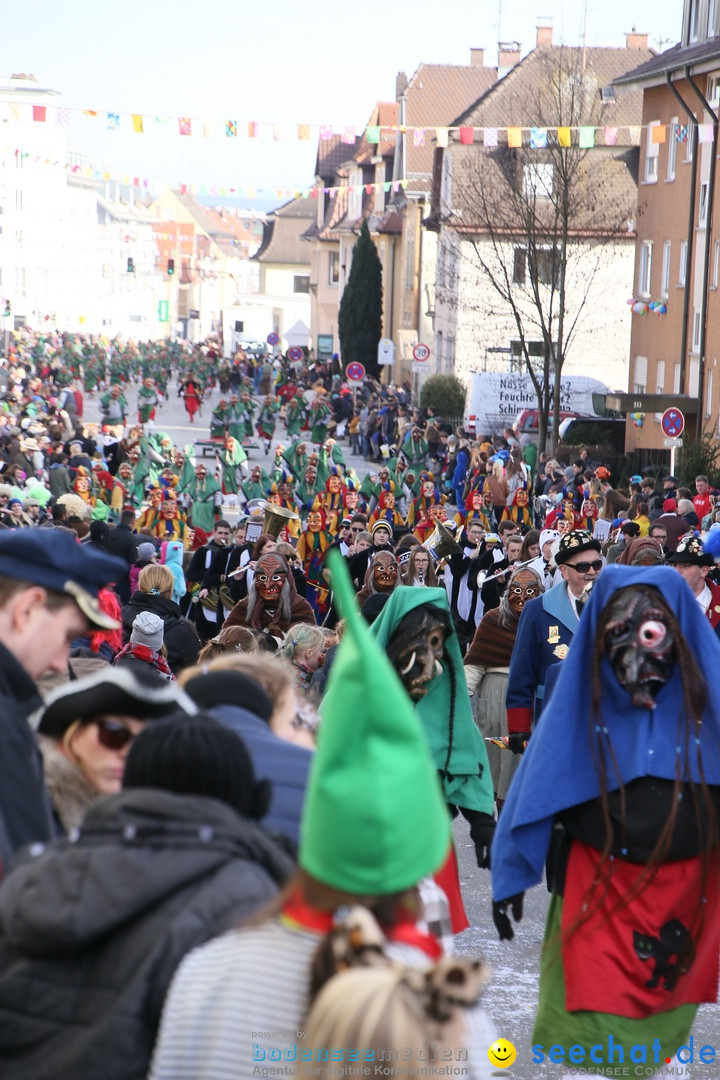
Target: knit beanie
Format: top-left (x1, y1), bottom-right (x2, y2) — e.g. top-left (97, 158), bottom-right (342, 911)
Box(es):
top-left (131, 611), bottom-right (164, 652)
top-left (123, 713), bottom-right (271, 820)
top-left (182, 670), bottom-right (273, 723)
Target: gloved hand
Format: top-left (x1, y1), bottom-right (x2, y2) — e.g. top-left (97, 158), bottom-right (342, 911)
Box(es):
top-left (507, 732), bottom-right (530, 755)
top-left (467, 810), bottom-right (496, 869)
top-left (492, 893), bottom-right (524, 941)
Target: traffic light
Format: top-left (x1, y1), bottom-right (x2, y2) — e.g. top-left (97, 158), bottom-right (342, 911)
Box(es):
top-left (127, 257), bottom-right (135, 273)
top-left (167, 258), bottom-right (175, 276)
top-left (3, 300), bottom-right (10, 316)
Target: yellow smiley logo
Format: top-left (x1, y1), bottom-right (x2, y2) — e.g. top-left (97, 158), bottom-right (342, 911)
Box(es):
top-left (488, 1039), bottom-right (517, 1069)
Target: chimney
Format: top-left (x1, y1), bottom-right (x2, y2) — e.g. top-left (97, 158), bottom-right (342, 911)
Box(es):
top-left (396, 70), bottom-right (408, 101)
top-left (625, 28), bottom-right (648, 49)
top-left (470, 47), bottom-right (485, 67)
top-left (498, 41), bottom-right (521, 76)
top-left (536, 22), bottom-right (553, 47)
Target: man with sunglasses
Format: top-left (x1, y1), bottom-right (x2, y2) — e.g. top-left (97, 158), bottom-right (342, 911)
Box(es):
top-left (505, 530), bottom-right (603, 754)
top-left (0, 529), bottom-right (126, 871)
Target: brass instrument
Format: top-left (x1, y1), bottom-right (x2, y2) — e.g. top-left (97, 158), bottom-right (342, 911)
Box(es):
top-left (422, 521), bottom-right (462, 563)
top-left (261, 500), bottom-right (300, 539)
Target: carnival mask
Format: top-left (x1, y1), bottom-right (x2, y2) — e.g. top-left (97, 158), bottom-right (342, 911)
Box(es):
top-left (372, 552), bottom-right (399, 592)
top-left (423, 481), bottom-right (435, 499)
top-left (328, 475), bottom-right (341, 493)
top-left (516, 489), bottom-right (529, 507)
top-left (307, 511), bottom-right (323, 533)
top-left (430, 505), bottom-right (447, 523)
top-left (507, 570), bottom-right (542, 617)
top-left (603, 586), bottom-right (676, 709)
top-left (345, 490), bottom-right (358, 509)
top-left (386, 604), bottom-right (451, 701)
top-left (255, 554), bottom-right (288, 604)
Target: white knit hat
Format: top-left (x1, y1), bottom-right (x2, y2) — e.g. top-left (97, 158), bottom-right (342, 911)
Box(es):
top-left (131, 611), bottom-right (164, 652)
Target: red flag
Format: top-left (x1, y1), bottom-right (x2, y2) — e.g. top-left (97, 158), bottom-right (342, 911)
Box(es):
top-left (33, 106), bottom-right (46, 123)
top-left (459, 126), bottom-right (474, 145)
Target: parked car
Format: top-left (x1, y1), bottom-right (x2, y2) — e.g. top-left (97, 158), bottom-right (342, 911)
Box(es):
top-left (558, 416), bottom-right (627, 453)
top-left (512, 409), bottom-right (585, 437)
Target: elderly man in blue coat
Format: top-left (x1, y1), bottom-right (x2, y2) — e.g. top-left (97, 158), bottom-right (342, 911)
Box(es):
top-left (505, 530), bottom-right (603, 752)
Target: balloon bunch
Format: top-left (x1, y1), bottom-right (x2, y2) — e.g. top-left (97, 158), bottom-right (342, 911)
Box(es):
top-left (627, 298), bottom-right (667, 315)
top-left (631, 412), bottom-right (644, 427)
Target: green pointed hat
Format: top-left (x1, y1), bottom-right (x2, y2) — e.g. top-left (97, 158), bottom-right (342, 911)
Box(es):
top-left (299, 551), bottom-right (451, 894)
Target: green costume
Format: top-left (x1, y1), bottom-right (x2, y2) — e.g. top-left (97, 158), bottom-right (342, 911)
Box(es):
top-left (285, 394), bottom-right (306, 438)
top-left (309, 397), bottom-right (332, 444)
top-left (305, 551), bottom-right (451, 892)
top-left (183, 474), bottom-right (221, 533)
top-left (371, 587), bottom-right (494, 816)
top-left (220, 442), bottom-right (247, 495)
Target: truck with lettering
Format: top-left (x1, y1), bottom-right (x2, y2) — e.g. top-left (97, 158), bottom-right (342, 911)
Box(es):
top-left (463, 372), bottom-right (610, 438)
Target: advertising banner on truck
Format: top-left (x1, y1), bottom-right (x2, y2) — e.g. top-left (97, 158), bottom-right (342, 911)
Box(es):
top-left (465, 372), bottom-right (611, 437)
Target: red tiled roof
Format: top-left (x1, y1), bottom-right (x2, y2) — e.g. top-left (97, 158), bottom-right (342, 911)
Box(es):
top-left (403, 62), bottom-right (498, 193)
top-left (355, 101), bottom-right (399, 164)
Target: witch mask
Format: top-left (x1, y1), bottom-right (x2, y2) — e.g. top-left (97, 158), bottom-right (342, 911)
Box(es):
top-left (602, 586), bottom-right (676, 710)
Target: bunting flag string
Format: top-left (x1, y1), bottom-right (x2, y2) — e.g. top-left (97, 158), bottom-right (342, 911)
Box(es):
top-left (2, 143), bottom-right (411, 201)
top-left (1, 101), bottom-right (712, 150)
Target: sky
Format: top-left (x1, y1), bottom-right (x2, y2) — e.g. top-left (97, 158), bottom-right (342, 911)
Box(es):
top-left (2, 0), bottom-right (683, 200)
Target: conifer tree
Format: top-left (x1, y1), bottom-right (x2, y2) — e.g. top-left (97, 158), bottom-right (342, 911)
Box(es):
top-left (338, 220), bottom-right (383, 379)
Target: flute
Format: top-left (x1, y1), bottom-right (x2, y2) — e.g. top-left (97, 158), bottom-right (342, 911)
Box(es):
top-left (477, 556), bottom-right (540, 588)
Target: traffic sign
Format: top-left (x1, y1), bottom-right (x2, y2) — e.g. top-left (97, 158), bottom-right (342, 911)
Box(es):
top-left (412, 342), bottom-right (431, 362)
top-left (378, 338), bottom-right (395, 366)
top-left (287, 346), bottom-right (304, 362)
top-left (345, 362), bottom-right (366, 382)
top-left (661, 407), bottom-right (685, 439)
top-left (663, 437), bottom-right (684, 448)
top-left (267, 332), bottom-right (280, 346)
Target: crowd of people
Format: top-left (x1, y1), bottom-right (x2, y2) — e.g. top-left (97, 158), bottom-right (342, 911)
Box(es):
top-left (0, 327), bottom-right (718, 1077)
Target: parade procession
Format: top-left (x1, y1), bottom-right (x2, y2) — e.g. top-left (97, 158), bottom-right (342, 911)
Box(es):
top-left (1, 1), bottom-right (720, 1078)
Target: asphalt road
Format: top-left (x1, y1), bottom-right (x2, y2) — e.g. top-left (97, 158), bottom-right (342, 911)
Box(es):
top-left (86, 378), bottom-right (720, 1078)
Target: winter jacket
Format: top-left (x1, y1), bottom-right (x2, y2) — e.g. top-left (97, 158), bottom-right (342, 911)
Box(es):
top-left (0, 788), bottom-right (293, 1080)
top-left (0, 641), bottom-right (55, 874)
top-left (122, 592), bottom-right (200, 675)
top-left (210, 702), bottom-right (312, 848)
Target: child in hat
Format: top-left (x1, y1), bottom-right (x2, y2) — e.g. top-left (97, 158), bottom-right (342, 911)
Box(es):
top-left (114, 612), bottom-right (174, 681)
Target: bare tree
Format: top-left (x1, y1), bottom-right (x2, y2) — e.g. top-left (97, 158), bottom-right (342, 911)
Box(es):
top-left (437, 47), bottom-right (637, 452)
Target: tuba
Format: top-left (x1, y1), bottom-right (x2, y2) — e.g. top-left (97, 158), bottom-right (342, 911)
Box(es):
top-left (261, 501), bottom-right (300, 539)
top-left (422, 521), bottom-right (462, 563)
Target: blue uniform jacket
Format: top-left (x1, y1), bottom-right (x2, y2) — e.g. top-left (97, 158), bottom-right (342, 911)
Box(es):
top-left (505, 580), bottom-right (577, 735)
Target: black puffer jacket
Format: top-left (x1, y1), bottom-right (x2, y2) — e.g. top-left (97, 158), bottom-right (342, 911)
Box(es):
top-left (0, 788), bottom-right (293, 1080)
top-left (122, 590), bottom-right (200, 674)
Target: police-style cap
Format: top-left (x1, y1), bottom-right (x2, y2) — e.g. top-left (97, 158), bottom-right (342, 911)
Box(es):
top-left (0, 528), bottom-right (125, 629)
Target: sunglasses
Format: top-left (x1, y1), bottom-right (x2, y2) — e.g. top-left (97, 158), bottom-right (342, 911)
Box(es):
top-left (94, 719), bottom-right (136, 751)
top-left (565, 559), bottom-right (603, 573)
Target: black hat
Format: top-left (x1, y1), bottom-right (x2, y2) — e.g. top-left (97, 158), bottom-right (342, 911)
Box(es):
top-left (182, 670), bottom-right (273, 723)
top-left (123, 713), bottom-right (271, 820)
top-left (0, 528), bottom-right (126, 628)
top-left (554, 530), bottom-right (603, 566)
top-left (361, 591), bottom-right (391, 624)
top-left (666, 534), bottom-right (714, 567)
top-left (35, 667), bottom-right (198, 737)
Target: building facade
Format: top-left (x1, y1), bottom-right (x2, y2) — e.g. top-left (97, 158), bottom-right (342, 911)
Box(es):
top-left (615, 0), bottom-right (720, 450)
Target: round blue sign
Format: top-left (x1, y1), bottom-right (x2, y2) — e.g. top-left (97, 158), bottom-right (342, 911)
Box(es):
top-left (267, 332), bottom-right (280, 346)
top-left (660, 408), bottom-right (684, 438)
top-left (346, 362), bottom-right (366, 382)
